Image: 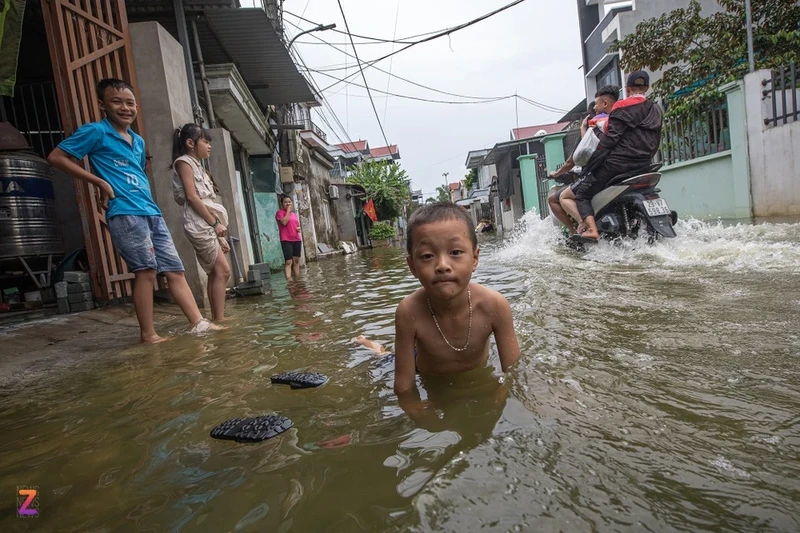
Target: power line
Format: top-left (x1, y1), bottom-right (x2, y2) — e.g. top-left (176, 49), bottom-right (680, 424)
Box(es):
top-left (287, 40), bottom-right (356, 146)
top-left (285, 18), bottom-right (511, 101)
top-left (318, 0), bottom-right (530, 93)
top-left (336, 0), bottom-right (391, 148)
top-left (307, 67), bottom-right (515, 104)
top-left (284, 10), bottom-right (429, 44)
top-left (383, 0), bottom-right (401, 124)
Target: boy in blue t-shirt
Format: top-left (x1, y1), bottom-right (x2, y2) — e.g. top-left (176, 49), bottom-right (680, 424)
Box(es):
top-left (48, 78), bottom-right (221, 343)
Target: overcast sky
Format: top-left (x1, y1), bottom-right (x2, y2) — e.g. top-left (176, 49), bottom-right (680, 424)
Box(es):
top-left (253, 0), bottom-right (586, 197)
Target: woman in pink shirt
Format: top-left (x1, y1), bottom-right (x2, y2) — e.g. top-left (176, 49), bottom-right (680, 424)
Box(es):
top-left (276, 195), bottom-right (302, 279)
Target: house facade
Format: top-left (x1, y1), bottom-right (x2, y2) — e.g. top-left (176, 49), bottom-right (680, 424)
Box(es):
top-left (577, 0), bottom-right (723, 101)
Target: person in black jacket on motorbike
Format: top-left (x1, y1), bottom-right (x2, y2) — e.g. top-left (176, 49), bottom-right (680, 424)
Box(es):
top-left (560, 70), bottom-right (663, 243)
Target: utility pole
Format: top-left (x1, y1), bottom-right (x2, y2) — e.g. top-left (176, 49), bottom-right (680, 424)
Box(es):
top-left (745, 0), bottom-right (755, 73)
top-left (442, 172), bottom-right (450, 202)
top-left (515, 91), bottom-right (519, 133)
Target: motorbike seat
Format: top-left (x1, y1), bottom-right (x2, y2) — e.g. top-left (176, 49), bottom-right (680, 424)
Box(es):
top-left (605, 163), bottom-right (662, 187)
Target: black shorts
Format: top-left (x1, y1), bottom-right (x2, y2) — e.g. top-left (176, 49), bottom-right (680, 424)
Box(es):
top-left (281, 240), bottom-right (302, 261)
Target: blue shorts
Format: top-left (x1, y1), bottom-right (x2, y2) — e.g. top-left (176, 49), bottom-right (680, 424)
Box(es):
top-left (107, 215), bottom-right (185, 273)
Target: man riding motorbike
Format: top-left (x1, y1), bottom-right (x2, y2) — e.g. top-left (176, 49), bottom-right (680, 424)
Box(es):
top-left (547, 85), bottom-right (619, 235)
top-left (560, 70), bottom-right (663, 243)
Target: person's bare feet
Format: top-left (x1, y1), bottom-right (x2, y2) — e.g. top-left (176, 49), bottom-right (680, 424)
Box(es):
top-left (141, 334), bottom-right (170, 344)
top-left (577, 222), bottom-right (588, 233)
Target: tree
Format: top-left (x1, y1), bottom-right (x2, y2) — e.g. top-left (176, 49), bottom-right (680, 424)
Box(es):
top-left (348, 160), bottom-right (410, 221)
top-left (464, 168), bottom-right (478, 193)
top-left (612, 0), bottom-right (800, 116)
top-left (434, 184), bottom-right (451, 203)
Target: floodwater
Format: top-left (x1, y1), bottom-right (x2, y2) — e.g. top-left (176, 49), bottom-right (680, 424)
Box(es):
top-left (2, 215), bottom-right (800, 532)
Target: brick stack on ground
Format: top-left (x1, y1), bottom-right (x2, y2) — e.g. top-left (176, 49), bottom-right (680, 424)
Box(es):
top-left (235, 264), bottom-right (271, 297)
top-left (54, 271), bottom-right (95, 314)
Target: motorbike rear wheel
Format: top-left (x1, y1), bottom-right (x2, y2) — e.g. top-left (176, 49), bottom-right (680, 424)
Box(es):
top-left (633, 212), bottom-right (659, 244)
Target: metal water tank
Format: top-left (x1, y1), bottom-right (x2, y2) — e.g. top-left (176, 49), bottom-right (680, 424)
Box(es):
top-left (0, 152), bottom-right (63, 259)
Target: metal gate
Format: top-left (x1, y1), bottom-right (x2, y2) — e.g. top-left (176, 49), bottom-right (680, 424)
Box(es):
top-left (42, 0), bottom-right (144, 300)
top-left (534, 155), bottom-right (550, 220)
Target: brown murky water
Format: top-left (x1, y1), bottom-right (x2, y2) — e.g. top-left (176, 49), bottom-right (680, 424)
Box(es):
top-left (1, 217), bottom-right (800, 532)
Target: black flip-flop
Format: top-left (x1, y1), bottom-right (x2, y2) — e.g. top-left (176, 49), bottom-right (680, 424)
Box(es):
top-left (271, 371), bottom-right (329, 389)
top-left (210, 415), bottom-right (293, 443)
top-left (570, 234), bottom-right (598, 244)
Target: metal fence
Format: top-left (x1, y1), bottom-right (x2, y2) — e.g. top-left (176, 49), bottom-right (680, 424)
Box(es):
top-left (655, 100), bottom-right (731, 166)
top-left (0, 81), bottom-right (64, 159)
top-left (763, 62), bottom-right (799, 127)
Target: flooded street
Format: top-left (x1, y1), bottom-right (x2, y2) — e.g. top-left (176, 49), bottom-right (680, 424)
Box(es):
top-left (2, 217), bottom-right (800, 532)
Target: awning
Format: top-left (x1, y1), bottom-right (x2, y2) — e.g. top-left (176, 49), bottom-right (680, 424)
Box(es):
top-left (126, 6), bottom-right (319, 107)
top-left (200, 9), bottom-right (318, 106)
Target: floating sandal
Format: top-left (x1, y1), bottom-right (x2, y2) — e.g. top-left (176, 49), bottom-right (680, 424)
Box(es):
top-left (569, 234), bottom-right (599, 244)
top-left (210, 415), bottom-right (293, 443)
top-left (271, 371), bottom-right (329, 389)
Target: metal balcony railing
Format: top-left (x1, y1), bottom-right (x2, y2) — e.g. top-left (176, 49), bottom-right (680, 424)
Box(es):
top-left (304, 119), bottom-right (328, 142)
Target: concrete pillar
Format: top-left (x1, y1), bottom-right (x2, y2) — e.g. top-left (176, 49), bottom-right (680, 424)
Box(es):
top-left (207, 128), bottom-right (254, 280)
top-left (721, 80), bottom-right (753, 219)
top-left (542, 133), bottom-right (567, 173)
top-left (517, 154), bottom-right (540, 213)
top-left (129, 21), bottom-right (206, 307)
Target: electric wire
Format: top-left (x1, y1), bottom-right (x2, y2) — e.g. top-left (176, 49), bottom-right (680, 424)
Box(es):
top-left (336, 0), bottom-right (391, 148)
top-left (317, 0), bottom-right (530, 92)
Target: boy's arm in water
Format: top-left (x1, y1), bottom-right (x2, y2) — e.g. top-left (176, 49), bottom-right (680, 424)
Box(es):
top-left (394, 298), bottom-right (432, 422)
top-left (491, 292), bottom-right (521, 371)
top-left (394, 298), bottom-right (417, 395)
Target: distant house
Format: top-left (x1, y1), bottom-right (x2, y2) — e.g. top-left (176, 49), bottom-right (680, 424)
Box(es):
top-left (476, 121), bottom-right (576, 231)
top-left (449, 181), bottom-right (465, 202)
top-left (329, 140), bottom-right (370, 181)
top-left (369, 145), bottom-right (401, 163)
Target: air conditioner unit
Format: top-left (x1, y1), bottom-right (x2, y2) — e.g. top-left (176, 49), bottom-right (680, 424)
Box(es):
top-left (328, 185), bottom-right (340, 199)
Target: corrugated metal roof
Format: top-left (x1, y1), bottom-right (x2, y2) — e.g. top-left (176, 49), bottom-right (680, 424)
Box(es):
top-left (203, 9), bottom-right (318, 105)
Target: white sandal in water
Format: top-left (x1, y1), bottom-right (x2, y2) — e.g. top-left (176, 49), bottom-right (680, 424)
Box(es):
top-left (190, 318), bottom-right (213, 335)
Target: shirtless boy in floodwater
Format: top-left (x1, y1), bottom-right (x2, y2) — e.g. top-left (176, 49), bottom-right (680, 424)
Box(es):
top-left (391, 203), bottom-right (520, 418)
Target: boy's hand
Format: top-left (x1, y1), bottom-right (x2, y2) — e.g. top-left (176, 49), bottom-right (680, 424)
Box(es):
top-left (98, 182), bottom-right (115, 211)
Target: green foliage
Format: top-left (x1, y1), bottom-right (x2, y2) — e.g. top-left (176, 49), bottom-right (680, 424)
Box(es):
top-left (368, 221), bottom-right (396, 240)
top-left (612, 0), bottom-right (800, 116)
top-left (434, 184), bottom-right (450, 203)
top-left (425, 197), bottom-right (437, 204)
top-left (464, 169), bottom-right (478, 192)
top-left (347, 160), bottom-right (411, 221)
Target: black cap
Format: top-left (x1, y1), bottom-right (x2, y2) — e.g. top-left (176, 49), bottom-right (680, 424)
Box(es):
top-left (626, 70), bottom-right (649, 87)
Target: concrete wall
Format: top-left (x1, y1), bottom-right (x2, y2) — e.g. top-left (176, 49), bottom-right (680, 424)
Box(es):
top-left (129, 22), bottom-right (206, 307)
top-left (477, 163), bottom-right (497, 189)
top-left (296, 139), bottom-right (339, 249)
top-left (658, 80), bottom-right (752, 220)
top-left (743, 70), bottom-right (800, 216)
top-left (658, 152), bottom-right (740, 219)
top-left (207, 129), bottom-right (254, 280)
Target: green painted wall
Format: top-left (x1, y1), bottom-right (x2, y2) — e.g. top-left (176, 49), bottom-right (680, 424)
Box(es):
top-left (659, 82), bottom-right (752, 221)
top-left (253, 192), bottom-right (285, 269)
top-left (518, 155), bottom-right (541, 214)
top-left (658, 152), bottom-right (744, 219)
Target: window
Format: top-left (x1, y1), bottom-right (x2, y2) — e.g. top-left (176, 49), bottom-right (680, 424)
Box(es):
top-left (596, 58), bottom-right (621, 90)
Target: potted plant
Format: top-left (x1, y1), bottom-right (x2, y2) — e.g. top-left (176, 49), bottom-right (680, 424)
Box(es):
top-left (369, 221), bottom-right (396, 247)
